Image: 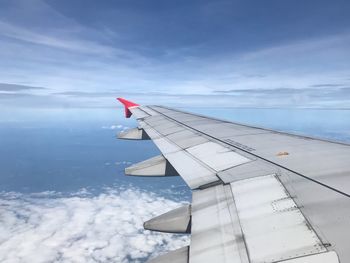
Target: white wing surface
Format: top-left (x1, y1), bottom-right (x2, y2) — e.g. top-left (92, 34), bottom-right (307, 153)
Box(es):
top-left (117, 98), bottom-right (349, 263)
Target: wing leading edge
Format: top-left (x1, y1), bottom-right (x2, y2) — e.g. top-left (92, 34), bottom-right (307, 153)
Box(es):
top-left (116, 98), bottom-right (347, 263)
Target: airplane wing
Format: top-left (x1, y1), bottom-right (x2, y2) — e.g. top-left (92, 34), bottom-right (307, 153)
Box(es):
top-left (117, 98), bottom-right (349, 263)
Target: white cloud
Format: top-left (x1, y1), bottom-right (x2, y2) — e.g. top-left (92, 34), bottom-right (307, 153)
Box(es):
top-left (101, 124), bottom-right (129, 130)
top-left (0, 188), bottom-right (189, 263)
top-left (115, 161), bottom-right (132, 166)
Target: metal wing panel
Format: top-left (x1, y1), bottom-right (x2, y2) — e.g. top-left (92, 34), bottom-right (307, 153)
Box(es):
top-left (140, 121), bottom-right (220, 188)
top-left (118, 102), bottom-right (346, 262)
top-left (149, 106), bottom-right (350, 195)
top-left (189, 174), bottom-right (335, 263)
top-left (186, 141), bottom-right (251, 172)
top-left (231, 174), bottom-right (326, 262)
top-left (138, 106), bottom-right (159, 116)
top-left (190, 184), bottom-right (249, 263)
top-left (217, 160), bottom-right (278, 183)
top-left (164, 150), bottom-right (219, 188)
top-left (129, 107), bottom-right (150, 119)
top-left (139, 114), bottom-right (255, 189)
top-left (166, 130), bottom-right (209, 149)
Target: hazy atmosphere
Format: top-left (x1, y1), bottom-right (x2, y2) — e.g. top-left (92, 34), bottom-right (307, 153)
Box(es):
top-left (0, 0), bottom-right (350, 108)
top-left (1, 1), bottom-right (350, 262)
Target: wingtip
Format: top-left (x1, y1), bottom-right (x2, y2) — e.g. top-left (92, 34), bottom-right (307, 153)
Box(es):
top-left (116, 97), bottom-right (139, 118)
top-left (116, 97), bottom-right (139, 108)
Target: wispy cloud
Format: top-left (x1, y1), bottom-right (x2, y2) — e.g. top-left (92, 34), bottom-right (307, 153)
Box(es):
top-left (0, 83), bottom-right (46, 92)
top-left (1, 85), bottom-right (350, 109)
top-left (0, 1), bottom-right (349, 109)
top-left (0, 93), bottom-right (37, 99)
top-left (309, 83), bottom-right (345, 88)
top-left (0, 188), bottom-right (189, 263)
top-left (0, 21), bottom-right (112, 55)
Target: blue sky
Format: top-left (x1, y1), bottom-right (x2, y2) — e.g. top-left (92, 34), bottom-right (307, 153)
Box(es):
top-left (0, 0), bottom-right (350, 108)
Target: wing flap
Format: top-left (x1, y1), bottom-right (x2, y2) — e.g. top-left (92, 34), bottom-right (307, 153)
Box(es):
top-left (279, 251), bottom-right (339, 263)
top-left (189, 174), bottom-right (336, 263)
top-left (190, 184), bottom-right (249, 263)
top-left (148, 246), bottom-right (189, 263)
top-left (231, 174), bottom-right (327, 262)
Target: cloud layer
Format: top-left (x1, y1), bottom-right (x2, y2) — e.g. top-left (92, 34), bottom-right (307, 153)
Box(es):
top-left (0, 82), bottom-right (46, 92)
top-left (0, 188), bottom-right (189, 263)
